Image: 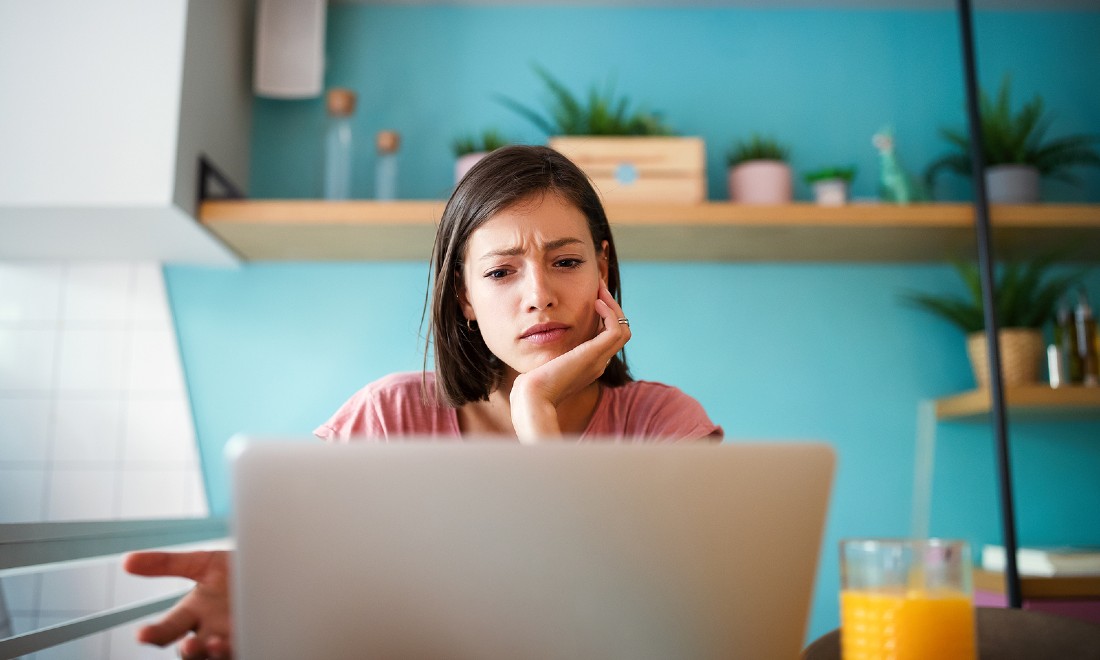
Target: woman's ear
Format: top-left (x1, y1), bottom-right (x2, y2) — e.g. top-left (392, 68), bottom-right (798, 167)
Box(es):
top-left (598, 240), bottom-right (610, 286)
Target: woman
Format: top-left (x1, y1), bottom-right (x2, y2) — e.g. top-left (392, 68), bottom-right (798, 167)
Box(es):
top-left (125, 145), bottom-right (722, 659)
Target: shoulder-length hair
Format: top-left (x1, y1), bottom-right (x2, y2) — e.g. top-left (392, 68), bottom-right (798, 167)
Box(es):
top-left (425, 144), bottom-right (631, 407)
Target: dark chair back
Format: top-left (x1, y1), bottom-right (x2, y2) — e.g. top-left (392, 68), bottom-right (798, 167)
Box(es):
top-left (801, 607), bottom-right (1100, 660)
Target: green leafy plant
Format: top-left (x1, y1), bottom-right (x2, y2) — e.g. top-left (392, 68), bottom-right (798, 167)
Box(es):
top-left (497, 64), bottom-right (674, 136)
top-left (452, 129), bottom-right (510, 157)
top-left (804, 166), bottom-right (857, 184)
top-left (924, 76), bottom-right (1100, 188)
top-left (900, 254), bottom-right (1087, 333)
top-left (726, 135), bottom-right (790, 167)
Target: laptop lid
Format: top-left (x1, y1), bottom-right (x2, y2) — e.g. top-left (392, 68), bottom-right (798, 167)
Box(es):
top-left (230, 441), bottom-right (835, 660)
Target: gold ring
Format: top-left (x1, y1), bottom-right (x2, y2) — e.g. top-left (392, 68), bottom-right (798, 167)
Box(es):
top-left (617, 318), bottom-right (630, 326)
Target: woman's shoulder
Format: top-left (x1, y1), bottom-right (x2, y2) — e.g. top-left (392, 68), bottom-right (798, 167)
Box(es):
top-left (315, 371), bottom-right (458, 442)
top-left (362, 370), bottom-right (436, 396)
top-left (604, 379), bottom-right (698, 405)
top-left (591, 380), bottom-right (723, 442)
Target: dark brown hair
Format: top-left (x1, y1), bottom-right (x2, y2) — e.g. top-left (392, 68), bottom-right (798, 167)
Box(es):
top-left (425, 145), bottom-right (631, 406)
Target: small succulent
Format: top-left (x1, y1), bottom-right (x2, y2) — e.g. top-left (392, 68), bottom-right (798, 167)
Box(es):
top-left (804, 166), bottom-right (857, 184)
top-left (497, 64), bottom-right (674, 137)
top-left (727, 135), bottom-right (791, 167)
top-left (452, 129), bottom-right (510, 157)
top-left (924, 75), bottom-right (1100, 189)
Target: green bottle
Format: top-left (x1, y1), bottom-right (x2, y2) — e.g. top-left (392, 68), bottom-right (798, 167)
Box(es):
top-left (1058, 299), bottom-right (1082, 384)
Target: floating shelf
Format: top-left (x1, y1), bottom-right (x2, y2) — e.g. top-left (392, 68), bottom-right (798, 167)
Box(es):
top-left (199, 201), bottom-right (1100, 262)
top-left (974, 569), bottom-right (1100, 599)
top-left (935, 385), bottom-right (1100, 422)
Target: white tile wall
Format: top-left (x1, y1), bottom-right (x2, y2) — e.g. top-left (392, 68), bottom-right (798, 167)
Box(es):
top-left (0, 264), bottom-right (63, 322)
top-left (0, 470), bottom-right (47, 522)
top-left (51, 399), bottom-right (124, 463)
top-left (0, 327), bottom-right (58, 391)
top-left (0, 261), bottom-right (209, 660)
top-left (0, 399), bottom-right (51, 462)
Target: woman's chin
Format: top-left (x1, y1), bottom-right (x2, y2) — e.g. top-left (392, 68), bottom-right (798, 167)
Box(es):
top-left (511, 352), bottom-right (566, 375)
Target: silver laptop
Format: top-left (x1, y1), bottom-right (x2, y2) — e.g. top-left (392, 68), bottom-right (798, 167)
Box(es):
top-left (229, 440), bottom-right (835, 660)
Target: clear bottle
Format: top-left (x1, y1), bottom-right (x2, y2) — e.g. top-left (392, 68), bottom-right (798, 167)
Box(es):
top-left (323, 88), bottom-right (357, 200)
top-left (1075, 288), bottom-right (1099, 386)
top-left (374, 130), bottom-right (400, 201)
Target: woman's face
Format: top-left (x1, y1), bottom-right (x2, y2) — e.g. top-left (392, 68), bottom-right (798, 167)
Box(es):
top-left (459, 192), bottom-right (609, 378)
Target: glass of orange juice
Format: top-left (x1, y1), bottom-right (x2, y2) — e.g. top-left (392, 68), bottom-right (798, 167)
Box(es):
top-left (839, 538), bottom-right (976, 660)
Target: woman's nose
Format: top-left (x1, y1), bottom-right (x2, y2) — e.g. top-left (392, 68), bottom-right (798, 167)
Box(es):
top-left (522, 267), bottom-right (555, 311)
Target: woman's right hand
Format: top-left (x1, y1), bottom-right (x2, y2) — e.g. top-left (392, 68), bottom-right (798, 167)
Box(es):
top-left (123, 550), bottom-right (233, 660)
top-left (509, 282), bottom-right (631, 441)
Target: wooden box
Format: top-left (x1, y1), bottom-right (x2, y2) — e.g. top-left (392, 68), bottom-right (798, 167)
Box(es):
top-left (548, 136), bottom-right (706, 204)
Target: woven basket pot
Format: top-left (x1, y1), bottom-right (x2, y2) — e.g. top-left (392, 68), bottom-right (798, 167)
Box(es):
top-left (966, 328), bottom-right (1045, 388)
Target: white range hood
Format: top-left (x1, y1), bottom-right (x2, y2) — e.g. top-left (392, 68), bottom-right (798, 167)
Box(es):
top-left (0, 0), bottom-right (252, 264)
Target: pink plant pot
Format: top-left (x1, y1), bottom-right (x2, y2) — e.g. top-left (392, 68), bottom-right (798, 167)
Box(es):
top-left (455, 152), bottom-right (487, 185)
top-left (728, 160), bottom-right (793, 204)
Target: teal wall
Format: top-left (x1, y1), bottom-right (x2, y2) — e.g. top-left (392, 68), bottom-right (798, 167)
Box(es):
top-left (168, 5), bottom-right (1100, 644)
top-left (251, 6), bottom-right (1100, 202)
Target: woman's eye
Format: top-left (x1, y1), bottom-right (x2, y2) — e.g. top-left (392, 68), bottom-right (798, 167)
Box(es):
top-left (485, 269), bottom-right (509, 279)
top-left (555, 258), bottom-right (583, 269)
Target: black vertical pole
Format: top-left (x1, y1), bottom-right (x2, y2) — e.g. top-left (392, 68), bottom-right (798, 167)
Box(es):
top-left (955, 0), bottom-right (1022, 608)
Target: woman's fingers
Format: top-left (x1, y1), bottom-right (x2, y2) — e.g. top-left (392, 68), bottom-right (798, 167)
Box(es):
top-left (124, 551), bottom-right (212, 582)
top-left (136, 603), bottom-right (199, 647)
top-left (594, 287), bottom-right (631, 351)
top-left (126, 551), bottom-right (233, 656)
top-left (597, 286), bottom-right (630, 334)
top-left (125, 551), bottom-right (228, 595)
top-left (179, 633), bottom-right (213, 660)
top-left (205, 634), bottom-right (230, 659)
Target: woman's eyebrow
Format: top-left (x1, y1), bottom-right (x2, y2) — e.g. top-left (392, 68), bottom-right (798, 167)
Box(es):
top-left (478, 237), bottom-right (585, 260)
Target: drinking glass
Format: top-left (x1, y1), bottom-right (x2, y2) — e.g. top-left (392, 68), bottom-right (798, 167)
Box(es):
top-left (839, 538), bottom-right (977, 660)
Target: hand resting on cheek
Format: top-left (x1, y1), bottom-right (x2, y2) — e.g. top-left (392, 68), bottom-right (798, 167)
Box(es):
top-left (509, 283), bottom-right (632, 442)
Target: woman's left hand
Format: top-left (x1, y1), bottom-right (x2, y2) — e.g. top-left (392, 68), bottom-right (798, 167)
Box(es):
top-left (509, 283), bottom-right (631, 441)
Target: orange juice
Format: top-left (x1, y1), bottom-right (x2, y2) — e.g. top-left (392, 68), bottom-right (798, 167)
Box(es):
top-left (840, 589), bottom-right (976, 660)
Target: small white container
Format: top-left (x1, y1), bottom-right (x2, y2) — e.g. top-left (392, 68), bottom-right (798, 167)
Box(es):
top-left (812, 179), bottom-right (849, 206)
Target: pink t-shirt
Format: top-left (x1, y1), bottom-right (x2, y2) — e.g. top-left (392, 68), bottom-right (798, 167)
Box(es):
top-left (314, 371), bottom-right (723, 443)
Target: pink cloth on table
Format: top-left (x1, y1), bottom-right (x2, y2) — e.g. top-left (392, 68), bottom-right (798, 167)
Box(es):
top-left (314, 371), bottom-right (723, 443)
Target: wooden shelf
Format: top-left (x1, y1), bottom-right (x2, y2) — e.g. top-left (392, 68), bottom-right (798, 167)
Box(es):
top-left (199, 200), bottom-right (1100, 262)
top-left (935, 385), bottom-right (1100, 422)
top-left (975, 569), bottom-right (1100, 599)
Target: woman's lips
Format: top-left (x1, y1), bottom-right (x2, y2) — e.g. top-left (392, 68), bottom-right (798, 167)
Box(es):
top-left (520, 323), bottom-right (569, 345)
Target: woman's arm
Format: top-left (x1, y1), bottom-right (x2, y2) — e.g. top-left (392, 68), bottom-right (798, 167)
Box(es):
top-left (123, 550), bottom-right (234, 659)
top-left (509, 283), bottom-right (631, 442)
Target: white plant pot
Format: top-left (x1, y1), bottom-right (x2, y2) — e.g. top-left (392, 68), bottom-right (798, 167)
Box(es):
top-left (985, 165), bottom-right (1040, 203)
top-left (811, 179), bottom-right (849, 206)
top-left (455, 152), bottom-right (487, 185)
top-left (728, 160), bottom-right (792, 204)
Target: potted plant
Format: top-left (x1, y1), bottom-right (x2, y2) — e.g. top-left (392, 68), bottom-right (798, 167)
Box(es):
top-left (901, 255), bottom-right (1087, 387)
top-left (497, 65), bottom-right (704, 203)
top-left (452, 129), bottom-right (509, 184)
top-left (924, 76), bottom-right (1100, 203)
top-left (727, 135), bottom-right (792, 204)
top-left (804, 166), bottom-right (857, 206)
